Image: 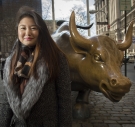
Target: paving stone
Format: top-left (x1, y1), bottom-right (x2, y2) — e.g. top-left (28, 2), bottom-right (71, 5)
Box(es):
top-left (121, 112), bottom-right (132, 115)
top-left (107, 111), bottom-right (121, 114)
top-left (90, 113), bottom-right (100, 117)
top-left (104, 120), bottom-right (117, 123)
top-left (89, 120), bottom-right (103, 123)
top-left (117, 121), bottom-right (133, 124)
top-left (102, 110), bottom-right (109, 113)
top-left (95, 116), bottom-right (108, 120)
top-left (93, 123), bottom-right (108, 127)
top-left (103, 108), bottom-right (112, 111)
top-left (109, 116), bottom-right (121, 120)
top-left (120, 116), bottom-right (133, 120)
top-left (81, 123), bottom-right (93, 127)
top-left (132, 117), bottom-right (135, 120)
top-left (109, 124), bottom-right (122, 127)
top-left (113, 107), bottom-right (123, 110)
top-left (89, 117), bottom-right (96, 120)
top-left (112, 109), bottom-right (122, 112)
top-left (122, 124), bottom-right (135, 127)
top-left (126, 115), bottom-right (135, 117)
top-left (123, 109), bottom-right (131, 111)
top-left (99, 114), bottom-right (111, 117)
top-left (72, 122), bottom-right (81, 127)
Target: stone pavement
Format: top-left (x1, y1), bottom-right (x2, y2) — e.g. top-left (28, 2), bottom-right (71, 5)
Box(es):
top-left (0, 78), bottom-right (135, 127)
top-left (72, 81), bottom-right (135, 127)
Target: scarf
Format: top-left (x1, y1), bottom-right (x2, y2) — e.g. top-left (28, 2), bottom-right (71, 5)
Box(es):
top-left (14, 45), bottom-right (35, 94)
top-left (4, 53), bottom-right (48, 121)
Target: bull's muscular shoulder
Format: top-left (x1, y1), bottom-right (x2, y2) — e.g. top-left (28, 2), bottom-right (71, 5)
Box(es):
top-left (56, 22), bottom-right (69, 33)
top-left (52, 22), bottom-right (70, 39)
top-left (52, 31), bottom-right (70, 44)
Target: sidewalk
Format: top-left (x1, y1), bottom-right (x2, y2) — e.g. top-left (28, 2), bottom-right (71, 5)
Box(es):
top-left (0, 79), bottom-right (135, 127)
top-left (72, 81), bottom-right (135, 127)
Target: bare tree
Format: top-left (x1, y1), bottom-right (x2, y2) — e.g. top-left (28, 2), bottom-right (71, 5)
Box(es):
top-left (70, 5), bottom-right (88, 35)
top-left (42, 0), bottom-right (52, 19)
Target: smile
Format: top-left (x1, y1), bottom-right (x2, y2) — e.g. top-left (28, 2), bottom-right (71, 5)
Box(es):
top-left (24, 38), bottom-right (33, 41)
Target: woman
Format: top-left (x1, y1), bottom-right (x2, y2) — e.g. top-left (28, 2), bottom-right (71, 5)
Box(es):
top-left (0, 6), bottom-right (72, 127)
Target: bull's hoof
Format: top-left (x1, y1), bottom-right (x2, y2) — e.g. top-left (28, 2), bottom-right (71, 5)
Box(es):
top-left (72, 103), bottom-right (90, 120)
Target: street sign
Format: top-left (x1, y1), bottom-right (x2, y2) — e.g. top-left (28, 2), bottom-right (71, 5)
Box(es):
top-left (97, 22), bottom-right (108, 25)
top-left (120, 0), bottom-right (131, 11)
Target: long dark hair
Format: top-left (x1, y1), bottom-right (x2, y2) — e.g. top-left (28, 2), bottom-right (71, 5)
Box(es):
top-left (10, 6), bottom-right (63, 83)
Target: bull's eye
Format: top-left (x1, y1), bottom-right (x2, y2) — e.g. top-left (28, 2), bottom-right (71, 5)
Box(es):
top-left (94, 54), bottom-right (102, 61)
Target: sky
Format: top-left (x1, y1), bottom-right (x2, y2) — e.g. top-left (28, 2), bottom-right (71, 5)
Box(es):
top-left (55, 0), bottom-right (85, 19)
top-left (89, 0), bottom-right (95, 9)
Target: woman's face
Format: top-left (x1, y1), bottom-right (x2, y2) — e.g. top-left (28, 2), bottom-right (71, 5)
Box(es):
top-left (18, 17), bottom-right (39, 47)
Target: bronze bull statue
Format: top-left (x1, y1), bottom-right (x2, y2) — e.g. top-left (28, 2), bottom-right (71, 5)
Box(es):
top-left (52, 11), bottom-right (133, 119)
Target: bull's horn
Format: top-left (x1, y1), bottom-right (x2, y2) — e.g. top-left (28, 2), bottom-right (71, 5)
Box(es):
top-left (117, 20), bottom-right (134, 51)
top-left (69, 11), bottom-right (91, 50)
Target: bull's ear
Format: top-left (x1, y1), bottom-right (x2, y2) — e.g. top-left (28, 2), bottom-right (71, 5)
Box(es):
top-left (69, 37), bottom-right (87, 55)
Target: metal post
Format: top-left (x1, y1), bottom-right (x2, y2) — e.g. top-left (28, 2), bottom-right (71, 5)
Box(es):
top-left (107, 0), bottom-right (110, 34)
top-left (124, 10), bottom-right (127, 76)
top-left (52, 0), bottom-right (56, 32)
top-left (86, 0), bottom-right (90, 36)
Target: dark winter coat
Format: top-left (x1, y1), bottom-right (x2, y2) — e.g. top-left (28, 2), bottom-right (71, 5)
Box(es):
top-left (0, 52), bottom-right (72, 127)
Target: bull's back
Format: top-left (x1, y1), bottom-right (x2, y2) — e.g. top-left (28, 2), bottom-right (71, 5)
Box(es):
top-left (52, 31), bottom-right (81, 63)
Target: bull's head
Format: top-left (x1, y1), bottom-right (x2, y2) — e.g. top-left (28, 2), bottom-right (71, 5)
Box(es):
top-left (69, 11), bottom-right (133, 102)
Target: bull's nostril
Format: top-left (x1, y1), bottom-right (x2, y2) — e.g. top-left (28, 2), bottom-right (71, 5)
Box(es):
top-left (111, 79), bottom-right (117, 86)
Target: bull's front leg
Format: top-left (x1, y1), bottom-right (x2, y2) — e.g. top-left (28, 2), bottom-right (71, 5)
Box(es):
top-left (72, 89), bottom-right (91, 119)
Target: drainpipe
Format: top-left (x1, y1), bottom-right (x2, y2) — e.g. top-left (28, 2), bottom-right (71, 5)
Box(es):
top-left (107, 0), bottom-right (110, 33)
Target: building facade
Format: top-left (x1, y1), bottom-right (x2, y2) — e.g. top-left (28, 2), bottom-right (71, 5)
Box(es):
top-left (0, 0), bottom-right (42, 57)
top-left (94, 0), bottom-right (135, 55)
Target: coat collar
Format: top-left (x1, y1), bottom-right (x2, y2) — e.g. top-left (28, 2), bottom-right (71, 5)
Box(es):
top-left (3, 53), bottom-right (48, 121)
